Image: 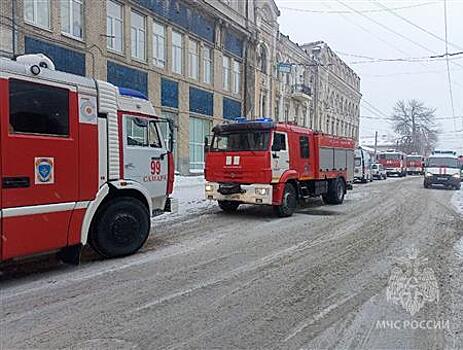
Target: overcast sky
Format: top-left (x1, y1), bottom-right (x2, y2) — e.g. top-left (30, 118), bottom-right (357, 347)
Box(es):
top-left (275, 0), bottom-right (463, 153)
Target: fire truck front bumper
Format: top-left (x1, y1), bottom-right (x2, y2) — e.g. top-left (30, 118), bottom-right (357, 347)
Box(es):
top-left (205, 182), bottom-right (273, 205)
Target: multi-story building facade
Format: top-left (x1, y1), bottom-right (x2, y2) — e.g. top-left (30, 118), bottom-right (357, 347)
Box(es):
top-left (0, 0), bottom-right (251, 174)
top-left (0, 0), bottom-right (361, 174)
top-left (302, 41), bottom-right (361, 139)
top-left (251, 0), bottom-right (360, 138)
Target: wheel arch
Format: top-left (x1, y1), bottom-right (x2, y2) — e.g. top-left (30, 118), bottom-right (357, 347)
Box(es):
top-left (80, 181), bottom-right (152, 245)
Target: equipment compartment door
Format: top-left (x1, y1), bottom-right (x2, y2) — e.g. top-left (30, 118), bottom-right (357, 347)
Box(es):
top-left (1, 78), bottom-right (78, 260)
top-left (122, 115), bottom-right (168, 208)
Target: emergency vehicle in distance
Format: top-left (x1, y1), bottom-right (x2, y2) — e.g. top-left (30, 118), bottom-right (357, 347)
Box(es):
top-left (0, 54), bottom-right (175, 264)
top-left (376, 149), bottom-right (407, 177)
top-left (204, 119), bottom-right (355, 217)
top-left (406, 154), bottom-right (425, 175)
top-left (424, 151), bottom-right (461, 190)
top-left (354, 146), bottom-right (373, 183)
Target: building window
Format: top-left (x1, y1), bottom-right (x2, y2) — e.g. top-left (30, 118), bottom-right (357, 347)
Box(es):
top-left (203, 47), bottom-right (212, 84)
top-left (61, 0), bottom-right (84, 39)
top-left (232, 60), bottom-right (241, 94)
top-left (259, 45), bottom-right (267, 73)
top-left (106, 0), bottom-right (123, 52)
top-left (153, 21), bottom-right (165, 68)
top-left (9, 79), bottom-right (69, 137)
top-left (131, 11), bottom-right (146, 60)
top-left (260, 93), bottom-right (267, 117)
top-left (172, 30), bottom-right (183, 74)
top-left (24, 0), bottom-right (50, 28)
top-left (222, 56), bottom-right (230, 91)
top-left (189, 117), bottom-right (211, 171)
top-left (188, 39), bottom-right (199, 80)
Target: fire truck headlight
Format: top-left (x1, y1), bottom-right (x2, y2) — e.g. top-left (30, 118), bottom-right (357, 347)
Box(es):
top-left (452, 173), bottom-right (461, 178)
top-left (255, 187), bottom-right (269, 196)
top-left (205, 184), bottom-right (214, 192)
top-left (425, 172), bottom-right (433, 177)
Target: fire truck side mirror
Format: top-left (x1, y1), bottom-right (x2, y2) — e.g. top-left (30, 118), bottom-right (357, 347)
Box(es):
top-left (204, 137), bottom-right (210, 153)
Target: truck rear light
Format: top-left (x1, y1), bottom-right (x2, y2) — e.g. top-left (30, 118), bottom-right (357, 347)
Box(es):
top-left (167, 152), bottom-right (175, 195)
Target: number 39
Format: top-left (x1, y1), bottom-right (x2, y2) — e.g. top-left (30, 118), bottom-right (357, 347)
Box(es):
top-left (151, 160), bottom-right (161, 175)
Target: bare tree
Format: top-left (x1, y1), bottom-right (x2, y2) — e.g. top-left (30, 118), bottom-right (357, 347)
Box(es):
top-left (391, 100), bottom-right (439, 155)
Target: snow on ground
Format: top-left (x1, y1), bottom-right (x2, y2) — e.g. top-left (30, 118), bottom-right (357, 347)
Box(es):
top-left (452, 186), bottom-right (463, 217)
top-left (156, 175), bottom-right (215, 222)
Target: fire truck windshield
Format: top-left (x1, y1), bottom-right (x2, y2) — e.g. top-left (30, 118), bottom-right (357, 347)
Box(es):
top-left (211, 130), bottom-right (270, 152)
top-left (407, 156), bottom-right (422, 161)
top-left (379, 153), bottom-right (401, 160)
top-left (427, 157), bottom-right (459, 168)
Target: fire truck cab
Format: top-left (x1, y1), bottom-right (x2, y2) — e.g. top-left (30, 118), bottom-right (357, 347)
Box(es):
top-left (406, 154), bottom-right (424, 175)
top-left (377, 149), bottom-right (407, 177)
top-left (204, 119), bottom-right (354, 217)
top-left (0, 54), bottom-right (175, 264)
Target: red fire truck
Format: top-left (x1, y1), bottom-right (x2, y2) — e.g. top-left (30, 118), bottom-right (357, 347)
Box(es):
top-left (377, 150), bottom-right (407, 177)
top-left (406, 154), bottom-right (425, 175)
top-left (0, 54), bottom-right (175, 264)
top-left (204, 119), bottom-right (355, 217)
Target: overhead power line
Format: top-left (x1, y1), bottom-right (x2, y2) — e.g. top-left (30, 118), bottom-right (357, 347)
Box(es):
top-left (347, 53), bottom-right (463, 65)
top-left (372, 0), bottom-right (463, 52)
top-left (279, 2), bottom-right (438, 14)
top-left (361, 115), bottom-right (463, 121)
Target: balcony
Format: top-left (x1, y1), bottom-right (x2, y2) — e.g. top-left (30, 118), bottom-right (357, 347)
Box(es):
top-left (291, 84), bottom-right (312, 102)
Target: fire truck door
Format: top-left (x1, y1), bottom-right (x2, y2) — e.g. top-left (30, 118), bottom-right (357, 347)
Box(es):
top-left (1, 78), bottom-right (78, 260)
top-left (271, 131), bottom-right (289, 180)
top-left (123, 115), bottom-right (168, 208)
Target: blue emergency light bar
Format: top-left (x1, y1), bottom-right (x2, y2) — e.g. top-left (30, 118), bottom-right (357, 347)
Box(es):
top-left (235, 117), bottom-right (273, 123)
top-left (118, 87), bottom-right (149, 100)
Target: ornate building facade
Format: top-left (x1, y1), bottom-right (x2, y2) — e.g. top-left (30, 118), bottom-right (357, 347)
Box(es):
top-left (0, 0), bottom-right (361, 174)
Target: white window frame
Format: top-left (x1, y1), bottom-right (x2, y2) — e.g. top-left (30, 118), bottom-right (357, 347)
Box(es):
top-left (61, 0), bottom-right (84, 39)
top-left (222, 55), bottom-right (230, 91)
top-left (203, 46), bottom-right (212, 84)
top-left (106, 0), bottom-right (123, 52)
top-left (188, 39), bottom-right (199, 80)
top-left (232, 60), bottom-right (241, 94)
top-left (24, 0), bottom-right (51, 29)
top-left (172, 30), bottom-right (183, 75)
top-left (152, 20), bottom-right (166, 68)
top-left (131, 11), bottom-right (146, 61)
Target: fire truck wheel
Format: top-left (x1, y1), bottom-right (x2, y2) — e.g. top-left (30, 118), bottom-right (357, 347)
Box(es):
top-left (218, 200), bottom-right (240, 212)
top-left (90, 197), bottom-right (150, 258)
top-left (274, 183), bottom-right (297, 217)
top-left (323, 178), bottom-right (345, 205)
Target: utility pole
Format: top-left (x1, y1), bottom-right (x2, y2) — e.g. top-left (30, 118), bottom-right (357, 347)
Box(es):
top-left (411, 107), bottom-right (416, 154)
top-left (374, 131), bottom-right (378, 159)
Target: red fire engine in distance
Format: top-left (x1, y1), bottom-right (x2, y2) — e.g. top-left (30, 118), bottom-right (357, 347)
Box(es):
top-left (204, 119), bottom-right (355, 217)
top-left (376, 149), bottom-right (407, 177)
top-left (406, 154), bottom-right (425, 175)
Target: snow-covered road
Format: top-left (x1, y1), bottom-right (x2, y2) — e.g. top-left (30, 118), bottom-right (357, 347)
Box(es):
top-left (452, 186), bottom-right (463, 217)
top-left (1, 176), bottom-right (463, 349)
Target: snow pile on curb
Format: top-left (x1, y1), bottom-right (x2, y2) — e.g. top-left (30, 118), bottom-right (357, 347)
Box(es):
top-left (452, 187), bottom-right (463, 217)
top-left (157, 175), bottom-right (216, 222)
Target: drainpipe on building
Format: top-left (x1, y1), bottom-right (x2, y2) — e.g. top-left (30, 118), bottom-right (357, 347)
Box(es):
top-left (11, 0), bottom-right (16, 57)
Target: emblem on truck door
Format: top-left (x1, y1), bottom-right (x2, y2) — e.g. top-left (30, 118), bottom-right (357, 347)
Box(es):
top-left (34, 157), bottom-right (54, 184)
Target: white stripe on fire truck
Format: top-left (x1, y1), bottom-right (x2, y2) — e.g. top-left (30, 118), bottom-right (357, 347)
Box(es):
top-left (2, 201), bottom-right (90, 218)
